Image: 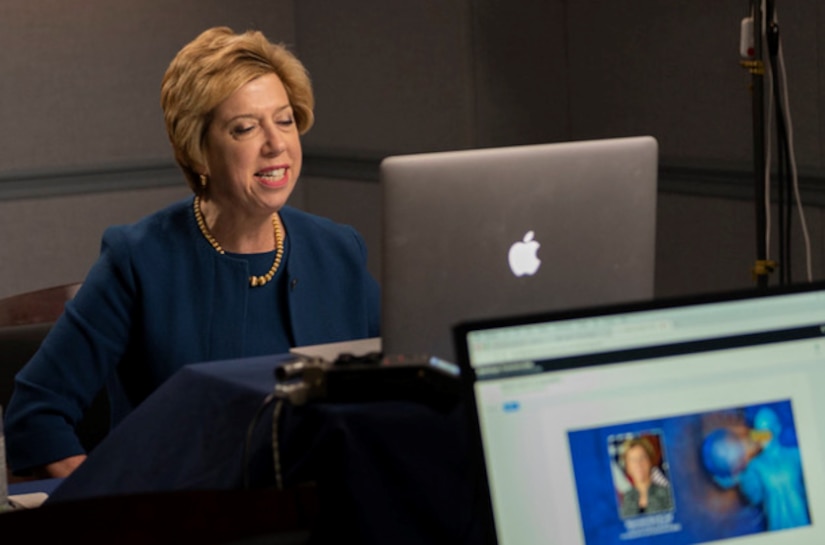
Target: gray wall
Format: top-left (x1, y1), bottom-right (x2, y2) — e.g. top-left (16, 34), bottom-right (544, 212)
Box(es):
top-left (0, 0), bottom-right (296, 171)
top-left (1, 1), bottom-right (823, 301)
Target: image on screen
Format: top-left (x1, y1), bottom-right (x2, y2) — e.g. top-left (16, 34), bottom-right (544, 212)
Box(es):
top-left (608, 430), bottom-right (675, 521)
top-left (568, 399), bottom-right (811, 545)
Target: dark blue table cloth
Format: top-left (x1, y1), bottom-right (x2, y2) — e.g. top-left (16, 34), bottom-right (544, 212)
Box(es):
top-left (8, 478), bottom-right (61, 496)
top-left (44, 354), bottom-right (486, 544)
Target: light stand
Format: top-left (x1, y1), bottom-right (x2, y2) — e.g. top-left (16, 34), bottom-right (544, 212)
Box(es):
top-left (745, 1), bottom-right (813, 286)
top-left (743, 0), bottom-right (771, 289)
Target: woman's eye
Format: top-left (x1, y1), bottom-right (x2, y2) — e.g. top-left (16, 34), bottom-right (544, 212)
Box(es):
top-left (276, 117), bottom-right (295, 127)
top-left (231, 124), bottom-right (257, 138)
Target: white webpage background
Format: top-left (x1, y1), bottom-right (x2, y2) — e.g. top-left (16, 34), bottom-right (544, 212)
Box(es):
top-left (476, 337), bottom-right (825, 545)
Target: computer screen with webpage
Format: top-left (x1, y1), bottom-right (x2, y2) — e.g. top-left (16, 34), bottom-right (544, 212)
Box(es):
top-left (457, 285), bottom-right (825, 545)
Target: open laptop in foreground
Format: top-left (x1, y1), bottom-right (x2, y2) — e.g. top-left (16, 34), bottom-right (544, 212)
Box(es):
top-left (380, 136), bottom-right (658, 363)
top-left (453, 282), bottom-right (825, 545)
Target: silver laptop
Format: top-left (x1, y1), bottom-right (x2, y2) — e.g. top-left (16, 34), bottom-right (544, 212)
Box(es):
top-left (380, 136), bottom-right (658, 362)
top-left (452, 282), bottom-right (822, 544)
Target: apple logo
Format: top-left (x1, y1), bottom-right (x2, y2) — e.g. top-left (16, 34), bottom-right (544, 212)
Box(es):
top-left (508, 231), bottom-right (541, 277)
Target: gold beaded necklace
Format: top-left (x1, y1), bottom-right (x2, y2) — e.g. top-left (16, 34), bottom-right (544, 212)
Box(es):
top-left (193, 195), bottom-right (284, 288)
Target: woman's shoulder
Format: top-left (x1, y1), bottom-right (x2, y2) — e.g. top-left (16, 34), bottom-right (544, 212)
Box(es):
top-left (648, 483), bottom-right (673, 505)
top-left (96, 198), bottom-right (198, 270)
top-left (279, 206), bottom-right (361, 242)
top-left (650, 483), bottom-right (672, 497)
top-left (279, 206), bottom-right (371, 269)
top-left (280, 205), bottom-right (349, 229)
top-left (103, 197), bottom-right (194, 246)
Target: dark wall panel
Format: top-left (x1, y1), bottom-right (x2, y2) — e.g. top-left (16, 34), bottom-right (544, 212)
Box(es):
top-left (294, 0), bottom-right (476, 155)
top-left (565, 1), bottom-right (822, 172)
top-left (0, 0), bottom-right (295, 175)
top-left (471, 0), bottom-right (570, 148)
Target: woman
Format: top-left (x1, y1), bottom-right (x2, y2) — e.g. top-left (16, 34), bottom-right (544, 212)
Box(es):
top-left (619, 438), bottom-right (673, 518)
top-left (4, 27), bottom-right (380, 478)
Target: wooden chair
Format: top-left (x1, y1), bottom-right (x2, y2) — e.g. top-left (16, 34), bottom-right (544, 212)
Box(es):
top-left (0, 282), bottom-right (111, 480)
top-left (0, 283), bottom-right (83, 412)
top-left (0, 283), bottom-right (81, 328)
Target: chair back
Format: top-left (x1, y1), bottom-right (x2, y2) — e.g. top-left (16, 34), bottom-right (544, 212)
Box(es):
top-left (0, 283), bottom-right (81, 327)
top-left (0, 282), bottom-right (110, 465)
top-left (0, 282), bottom-right (83, 409)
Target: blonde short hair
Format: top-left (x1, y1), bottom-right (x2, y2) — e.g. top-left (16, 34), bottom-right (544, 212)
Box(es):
top-left (161, 26), bottom-right (315, 193)
top-left (621, 437), bottom-right (656, 468)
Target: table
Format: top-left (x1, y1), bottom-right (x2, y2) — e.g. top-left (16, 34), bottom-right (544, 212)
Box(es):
top-left (43, 354), bottom-right (487, 544)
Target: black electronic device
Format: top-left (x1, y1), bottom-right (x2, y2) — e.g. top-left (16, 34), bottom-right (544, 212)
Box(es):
top-left (273, 352), bottom-right (461, 410)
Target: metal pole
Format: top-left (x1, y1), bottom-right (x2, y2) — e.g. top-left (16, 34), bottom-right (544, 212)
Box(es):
top-left (747, 0), bottom-right (770, 289)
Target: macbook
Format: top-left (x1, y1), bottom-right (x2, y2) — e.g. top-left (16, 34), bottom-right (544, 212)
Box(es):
top-left (380, 136), bottom-right (659, 362)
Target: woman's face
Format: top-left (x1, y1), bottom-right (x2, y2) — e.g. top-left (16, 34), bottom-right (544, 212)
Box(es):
top-left (625, 445), bottom-right (653, 485)
top-left (202, 72), bottom-right (302, 218)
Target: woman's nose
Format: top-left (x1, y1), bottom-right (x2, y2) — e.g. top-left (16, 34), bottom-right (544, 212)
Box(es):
top-left (262, 123), bottom-right (286, 155)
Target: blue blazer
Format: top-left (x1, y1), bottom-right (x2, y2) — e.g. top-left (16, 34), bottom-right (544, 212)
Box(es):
top-left (5, 197), bottom-right (380, 473)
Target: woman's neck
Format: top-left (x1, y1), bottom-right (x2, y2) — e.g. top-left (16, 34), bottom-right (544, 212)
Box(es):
top-left (199, 196), bottom-right (277, 254)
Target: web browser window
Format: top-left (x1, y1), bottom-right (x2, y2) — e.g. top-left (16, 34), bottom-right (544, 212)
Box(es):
top-left (463, 288), bottom-right (825, 545)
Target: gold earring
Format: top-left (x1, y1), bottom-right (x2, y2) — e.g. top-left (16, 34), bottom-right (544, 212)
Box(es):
top-left (199, 174), bottom-right (208, 188)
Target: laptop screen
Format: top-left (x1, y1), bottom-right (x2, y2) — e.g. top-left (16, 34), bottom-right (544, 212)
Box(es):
top-left (454, 283), bottom-right (825, 545)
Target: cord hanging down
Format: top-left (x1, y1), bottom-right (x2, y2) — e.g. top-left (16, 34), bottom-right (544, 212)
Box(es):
top-left (741, 0), bottom-right (812, 287)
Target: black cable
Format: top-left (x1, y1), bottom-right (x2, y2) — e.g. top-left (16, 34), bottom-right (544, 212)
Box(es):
top-left (765, 9), bottom-right (794, 286)
top-left (779, 81), bottom-right (794, 283)
top-left (243, 390), bottom-right (279, 490)
top-left (772, 106), bottom-right (787, 284)
top-left (775, 116), bottom-right (787, 283)
top-left (767, 15), bottom-right (797, 286)
top-left (783, 129), bottom-right (793, 283)
top-left (271, 397), bottom-right (286, 491)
